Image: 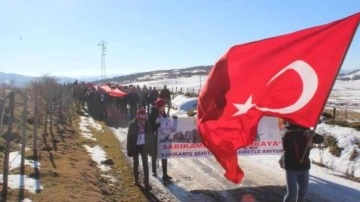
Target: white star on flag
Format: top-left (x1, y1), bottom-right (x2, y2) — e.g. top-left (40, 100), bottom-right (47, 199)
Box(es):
top-left (233, 96), bottom-right (255, 116)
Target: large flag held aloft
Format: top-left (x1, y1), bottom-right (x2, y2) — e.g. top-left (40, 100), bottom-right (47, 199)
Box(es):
top-left (196, 13), bottom-right (360, 183)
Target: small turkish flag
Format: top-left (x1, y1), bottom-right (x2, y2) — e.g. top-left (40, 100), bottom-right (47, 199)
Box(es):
top-left (197, 13), bottom-right (360, 183)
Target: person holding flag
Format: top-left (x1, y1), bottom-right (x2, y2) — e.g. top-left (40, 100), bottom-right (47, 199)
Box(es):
top-left (281, 121), bottom-right (324, 202)
top-left (152, 98), bottom-right (178, 182)
top-left (196, 13), bottom-right (360, 184)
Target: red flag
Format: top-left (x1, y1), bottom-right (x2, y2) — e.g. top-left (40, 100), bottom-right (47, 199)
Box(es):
top-left (109, 88), bottom-right (127, 97)
top-left (197, 13), bottom-right (360, 183)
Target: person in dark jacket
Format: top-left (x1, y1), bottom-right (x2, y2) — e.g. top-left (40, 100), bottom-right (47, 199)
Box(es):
top-left (148, 105), bottom-right (159, 177)
top-left (281, 121), bottom-right (323, 202)
top-left (127, 86), bottom-right (139, 119)
top-left (126, 109), bottom-right (153, 191)
top-left (159, 85), bottom-right (171, 115)
top-left (148, 87), bottom-right (159, 107)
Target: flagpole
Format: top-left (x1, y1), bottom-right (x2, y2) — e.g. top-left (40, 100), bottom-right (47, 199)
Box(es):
top-left (300, 21), bottom-right (360, 163)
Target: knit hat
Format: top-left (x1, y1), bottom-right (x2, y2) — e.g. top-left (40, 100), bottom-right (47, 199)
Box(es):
top-left (155, 98), bottom-right (166, 108)
top-left (137, 109), bottom-right (147, 120)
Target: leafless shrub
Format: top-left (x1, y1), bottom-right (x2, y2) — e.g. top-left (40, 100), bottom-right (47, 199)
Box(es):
top-left (324, 136), bottom-right (343, 157)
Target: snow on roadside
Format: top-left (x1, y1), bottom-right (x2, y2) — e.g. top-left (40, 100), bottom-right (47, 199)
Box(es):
top-left (83, 145), bottom-right (110, 172)
top-left (79, 111), bottom-right (111, 172)
top-left (80, 116), bottom-right (103, 132)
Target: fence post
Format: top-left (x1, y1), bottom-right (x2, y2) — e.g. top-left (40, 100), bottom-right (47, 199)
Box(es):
top-left (344, 102), bottom-right (350, 122)
top-left (333, 107), bottom-right (336, 120)
top-left (19, 93), bottom-right (27, 199)
top-left (43, 90), bottom-right (49, 146)
top-left (2, 92), bottom-right (15, 201)
top-left (0, 99), bottom-right (5, 136)
top-left (33, 91), bottom-right (39, 160)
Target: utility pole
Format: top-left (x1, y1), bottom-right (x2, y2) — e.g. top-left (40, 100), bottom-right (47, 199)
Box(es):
top-left (98, 40), bottom-right (107, 80)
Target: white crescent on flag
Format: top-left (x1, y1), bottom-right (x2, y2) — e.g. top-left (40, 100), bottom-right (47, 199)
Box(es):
top-left (233, 60), bottom-right (318, 116)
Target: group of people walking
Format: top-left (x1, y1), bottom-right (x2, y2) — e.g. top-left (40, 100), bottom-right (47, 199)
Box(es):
top-left (126, 97), bottom-right (177, 191)
top-left (122, 83), bottom-right (324, 200)
top-left (119, 84), bottom-right (172, 120)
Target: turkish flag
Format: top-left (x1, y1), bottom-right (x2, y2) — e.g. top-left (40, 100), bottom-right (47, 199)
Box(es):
top-left (197, 13), bottom-right (360, 183)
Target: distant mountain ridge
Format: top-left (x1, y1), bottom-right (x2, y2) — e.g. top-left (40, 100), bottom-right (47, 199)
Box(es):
top-left (337, 69), bottom-right (360, 81)
top-left (0, 72), bottom-right (36, 87)
top-left (97, 65), bottom-right (212, 84)
top-left (0, 72), bottom-right (77, 87)
top-left (1, 66), bottom-right (359, 87)
top-left (99, 66), bottom-right (360, 84)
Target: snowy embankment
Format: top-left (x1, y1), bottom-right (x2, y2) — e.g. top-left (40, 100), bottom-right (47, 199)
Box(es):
top-left (79, 112), bottom-right (115, 181)
top-left (328, 79), bottom-right (360, 113)
top-left (312, 123), bottom-right (360, 178)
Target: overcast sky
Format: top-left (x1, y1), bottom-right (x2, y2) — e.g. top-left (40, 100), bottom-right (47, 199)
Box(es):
top-left (1, 0), bottom-right (360, 77)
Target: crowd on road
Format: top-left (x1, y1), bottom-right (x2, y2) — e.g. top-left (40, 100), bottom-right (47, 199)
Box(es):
top-left (72, 81), bottom-right (173, 122)
top-left (72, 81), bottom-right (326, 201)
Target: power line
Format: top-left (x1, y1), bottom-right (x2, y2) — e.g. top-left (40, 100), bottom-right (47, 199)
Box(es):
top-left (98, 40), bottom-right (107, 80)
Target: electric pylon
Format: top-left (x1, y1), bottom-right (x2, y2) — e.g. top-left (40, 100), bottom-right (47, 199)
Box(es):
top-left (98, 40), bottom-right (107, 80)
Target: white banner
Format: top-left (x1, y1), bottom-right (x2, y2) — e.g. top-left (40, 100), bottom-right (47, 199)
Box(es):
top-left (158, 116), bottom-right (283, 159)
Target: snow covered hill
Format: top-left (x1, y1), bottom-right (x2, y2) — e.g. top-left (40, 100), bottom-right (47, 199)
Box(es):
top-left (338, 69), bottom-right (360, 80)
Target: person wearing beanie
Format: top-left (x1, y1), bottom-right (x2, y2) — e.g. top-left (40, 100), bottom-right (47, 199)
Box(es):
top-left (126, 109), bottom-right (153, 191)
top-left (150, 98), bottom-right (178, 182)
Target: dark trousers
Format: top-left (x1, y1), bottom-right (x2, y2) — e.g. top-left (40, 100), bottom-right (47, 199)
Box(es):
top-left (133, 145), bottom-right (149, 185)
top-left (151, 131), bottom-right (158, 174)
top-left (151, 154), bottom-right (157, 174)
top-left (166, 99), bottom-right (171, 115)
top-left (151, 154), bottom-right (168, 176)
top-left (162, 159), bottom-right (168, 176)
top-left (151, 134), bottom-right (168, 176)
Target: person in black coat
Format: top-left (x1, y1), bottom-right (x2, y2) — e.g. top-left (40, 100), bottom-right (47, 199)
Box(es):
top-left (127, 86), bottom-right (140, 119)
top-left (159, 85), bottom-right (171, 115)
top-left (281, 121), bottom-right (323, 202)
top-left (127, 109), bottom-right (153, 191)
top-left (148, 87), bottom-right (159, 107)
top-left (148, 105), bottom-right (159, 177)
